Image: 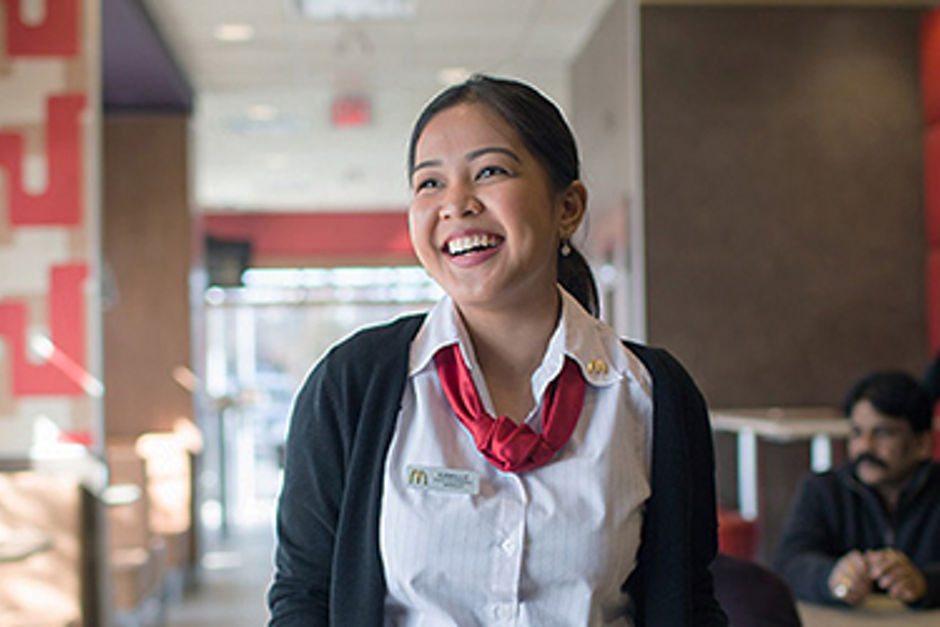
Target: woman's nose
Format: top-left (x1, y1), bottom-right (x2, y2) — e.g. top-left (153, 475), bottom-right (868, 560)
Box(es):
top-left (439, 183), bottom-right (482, 220)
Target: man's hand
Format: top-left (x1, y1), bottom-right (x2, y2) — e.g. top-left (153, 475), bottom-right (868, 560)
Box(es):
top-left (828, 550), bottom-right (873, 605)
top-left (865, 548), bottom-right (927, 603)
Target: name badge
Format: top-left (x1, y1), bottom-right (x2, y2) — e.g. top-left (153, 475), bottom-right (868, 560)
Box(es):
top-left (406, 465), bottom-right (479, 495)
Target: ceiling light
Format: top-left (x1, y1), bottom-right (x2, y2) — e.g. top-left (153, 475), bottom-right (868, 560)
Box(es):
top-left (295, 0), bottom-right (418, 20)
top-left (263, 153), bottom-right (290, 170)
top-left (247, 104), bottom-right (279, 121)
top-left (213, 23), bottom-right (255, 42)
top-left (225, 115), bottom-right (307, 136)
top-left (437, 67), bottom-right (471, 86)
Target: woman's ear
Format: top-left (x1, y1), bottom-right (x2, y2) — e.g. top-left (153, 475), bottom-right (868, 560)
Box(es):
top-left (558, 181), bottom-right (587, 239)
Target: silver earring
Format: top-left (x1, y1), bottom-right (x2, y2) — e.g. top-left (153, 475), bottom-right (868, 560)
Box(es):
top-left (560, 239), bottom-right (571, 257)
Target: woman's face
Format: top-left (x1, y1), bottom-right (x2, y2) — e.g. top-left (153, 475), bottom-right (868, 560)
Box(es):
top-left (408, 102), bottom-right (584, 316)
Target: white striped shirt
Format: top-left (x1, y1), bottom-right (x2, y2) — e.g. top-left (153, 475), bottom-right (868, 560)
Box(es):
top-left (380, 288), bottom-right (653, 626)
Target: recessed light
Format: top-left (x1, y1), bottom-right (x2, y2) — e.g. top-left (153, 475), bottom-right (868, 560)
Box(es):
top-left (437, 67), bottom-right (471, 86)
top-left (214, 23), bottom-right (255, 42)
top-left (247, 104), bottom-right (279, 121)
top-left (295, 0), bottom-right (418, 20)
top-left (264, 153), bottom-right (290, 170)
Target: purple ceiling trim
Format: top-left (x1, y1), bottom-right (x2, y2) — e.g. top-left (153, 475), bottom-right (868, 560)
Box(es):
top-left (103, 0), bottom-right (193, 113)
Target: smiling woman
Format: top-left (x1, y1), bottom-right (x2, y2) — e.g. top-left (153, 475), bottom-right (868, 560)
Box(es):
top-left (407, 102), bottom-right (583, 336)
top-left (267, 75), bottom-right (727, 627)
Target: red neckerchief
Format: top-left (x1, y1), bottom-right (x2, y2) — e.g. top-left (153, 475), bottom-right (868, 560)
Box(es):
top-left (434, 343), bottom-right (586, 472)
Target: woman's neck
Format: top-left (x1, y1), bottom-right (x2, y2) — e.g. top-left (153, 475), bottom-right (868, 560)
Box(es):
top-left (456, 290), bottom-right (561, 422)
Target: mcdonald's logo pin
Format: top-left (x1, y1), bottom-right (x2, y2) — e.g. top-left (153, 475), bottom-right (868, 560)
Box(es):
top-left (405, 464), bottom-right (480, 495)
top-left (408, 467), bottom-right (429, 486)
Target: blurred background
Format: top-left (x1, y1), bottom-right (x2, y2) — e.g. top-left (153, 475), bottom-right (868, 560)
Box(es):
top-left (1, 0), bottom-right (938, 625)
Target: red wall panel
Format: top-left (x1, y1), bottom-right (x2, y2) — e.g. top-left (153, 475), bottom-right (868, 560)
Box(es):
top-left (929, 250), bottom-right (940, 354)
top-left (925, 9), bottom-right (940, 384)
top-left (923, 9), bottom-right (940, 125)
top-left (0, 94), bottom-right (85, 226)
top-left (0, 263), bottom-right (89, 396)
top-left (201, 211), bottom-right (415, 264)
top-left (3, 0), bottom-right (78, 56)
top-left (926, 125), bottom-right (940, 246)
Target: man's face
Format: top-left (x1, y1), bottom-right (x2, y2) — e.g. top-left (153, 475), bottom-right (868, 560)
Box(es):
top-left (848, 399), bottom-right (931, 490)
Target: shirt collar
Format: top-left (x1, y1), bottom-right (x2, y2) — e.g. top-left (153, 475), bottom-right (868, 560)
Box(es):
top-left (410, 287), bottom-right (623, 391)
top-left (409, 295), bottom-right (475, 377)
top-left (536, 287), bottom-right (622, 390)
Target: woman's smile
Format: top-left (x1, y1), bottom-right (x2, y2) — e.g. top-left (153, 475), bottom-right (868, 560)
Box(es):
top-left (441, 229), bottom-right (505, 267)
top-left (408, 102), bottom-right (564, 314)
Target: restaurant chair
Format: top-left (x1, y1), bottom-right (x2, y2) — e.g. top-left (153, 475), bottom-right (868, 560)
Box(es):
top-left (713, 552), bottom-right (802, 627)
top-left (135, 430), bottom-right (200, 599)
top-left (105, 441), bottom-right (167, 624)
top-left (717, 506), bottom-right (759, 560)
top-left (0, 471), bottom-right (107, 626)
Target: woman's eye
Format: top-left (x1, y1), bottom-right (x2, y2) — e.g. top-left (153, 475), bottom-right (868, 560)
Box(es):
top-left (477, 165), bottom-right (507, 180)
top-left (415, 178), bottom-right (441, 192)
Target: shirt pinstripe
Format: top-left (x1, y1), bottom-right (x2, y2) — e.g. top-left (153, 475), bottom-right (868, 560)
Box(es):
top-left (379, 289), bottom-right (653, 626)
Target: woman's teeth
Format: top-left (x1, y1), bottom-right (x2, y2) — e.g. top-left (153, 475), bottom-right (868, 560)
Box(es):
top-left (446, 234), bottom-right (500, 256)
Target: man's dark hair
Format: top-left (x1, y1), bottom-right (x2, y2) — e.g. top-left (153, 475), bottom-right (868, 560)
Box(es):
top-left (842, 370), bottom-right (932, 433)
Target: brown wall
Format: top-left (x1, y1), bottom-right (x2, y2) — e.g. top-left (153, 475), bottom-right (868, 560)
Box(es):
top-left (103, 115), bottom-right (193, 437)
top-left (570, 0), bottom-right (639, 335)
top-left (642, 7), bottom-right (927, 408)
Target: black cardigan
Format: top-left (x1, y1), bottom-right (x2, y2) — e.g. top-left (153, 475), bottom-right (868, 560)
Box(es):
top-left (268, 314), bottom-right (727, 626)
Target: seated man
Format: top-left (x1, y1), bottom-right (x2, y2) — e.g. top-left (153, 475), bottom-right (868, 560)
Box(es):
top-left (774, 369), bottom-right (940, 608)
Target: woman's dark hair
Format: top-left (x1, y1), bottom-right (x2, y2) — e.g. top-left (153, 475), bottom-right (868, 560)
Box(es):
top-left (407, 74), bottom-right (599, 316)
top-left (842, 370), bottom-right (932, 433)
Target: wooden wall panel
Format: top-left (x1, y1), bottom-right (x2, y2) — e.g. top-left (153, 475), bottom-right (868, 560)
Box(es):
top-left (642, 7), bottom-right (927, 408)
top-left (103, 115), bottom-right (192, 438)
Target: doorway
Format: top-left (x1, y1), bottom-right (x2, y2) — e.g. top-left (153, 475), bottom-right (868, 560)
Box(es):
top-left (198, 266), bottom-right (441, 536)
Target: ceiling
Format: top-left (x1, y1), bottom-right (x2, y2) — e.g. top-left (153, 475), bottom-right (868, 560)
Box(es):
top-left (112, 0), bottom-right (933, 212)
top-left (141, 0), bottom-right (613, 93)
top-left (128, 0), bottom-right (613, 211)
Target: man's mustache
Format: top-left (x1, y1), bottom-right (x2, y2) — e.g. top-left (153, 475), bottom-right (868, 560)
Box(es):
top-left (853, 452), bottom-right (888, 470)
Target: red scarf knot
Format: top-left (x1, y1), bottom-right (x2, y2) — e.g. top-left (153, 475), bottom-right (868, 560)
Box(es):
top-left (434, 343), bottom-right (587, 473)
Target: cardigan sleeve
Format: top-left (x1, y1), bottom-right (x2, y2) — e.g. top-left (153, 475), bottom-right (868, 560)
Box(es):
top-left (624, 343), bottom-right (727, 626)
top-left (266, 314), bottom-right (422, 627)
top-left (267, 357), bottom-right (346, 626)
top-left (772, 475), bottom-right (842, 605)
top-left (673, 351), bottom-right (728, 626)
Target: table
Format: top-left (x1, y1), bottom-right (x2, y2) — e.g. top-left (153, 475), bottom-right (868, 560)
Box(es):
top-left (799, 597), bottom-right (940, 626)
top-left (711, 407), bottom-right (850, 521)
top-left (0, 445), bottom-right (108, 493)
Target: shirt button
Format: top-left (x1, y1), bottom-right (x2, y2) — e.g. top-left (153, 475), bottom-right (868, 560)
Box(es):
top-left (500, 538), bottom-right (516, 554)
top-left (493, 604), bottom-right (512, 620)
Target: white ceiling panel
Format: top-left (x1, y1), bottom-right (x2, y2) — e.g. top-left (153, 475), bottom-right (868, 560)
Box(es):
top-left (139, 0), bottom-right (612, 211)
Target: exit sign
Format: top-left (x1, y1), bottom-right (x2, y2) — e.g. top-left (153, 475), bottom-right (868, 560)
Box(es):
top-left (331, 95), bottom-right (371, 127)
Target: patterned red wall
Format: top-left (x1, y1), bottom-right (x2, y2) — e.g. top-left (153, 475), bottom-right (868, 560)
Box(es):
top-left (0, 0), bottom-right (94, 446)
top-left (3, 0), bottom-right (78, 56)
top-left (0, 263), bottom-right (89, 395)
top-left (0, 93), bottom-right (86, 226)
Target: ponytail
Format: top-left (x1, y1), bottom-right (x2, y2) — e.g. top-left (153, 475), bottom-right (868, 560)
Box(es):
top-left (558, 245), bottom-right (599, 318)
